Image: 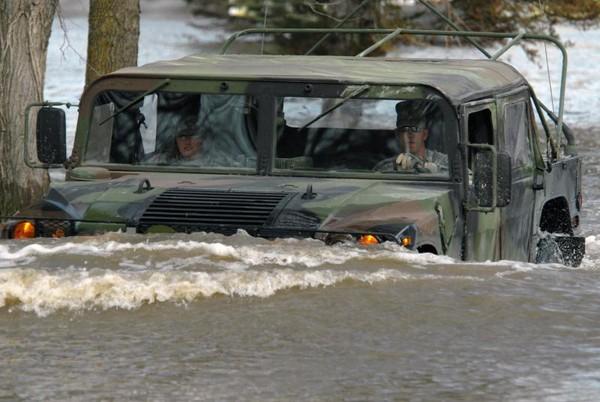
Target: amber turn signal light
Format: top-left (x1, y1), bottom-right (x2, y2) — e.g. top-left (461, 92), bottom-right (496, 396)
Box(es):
top-left (401, 236), bottom-right (412, 247)
top-left (358, 234), bottom-right (379, 246)
top-left (13, 221), bottom-right (36, 239)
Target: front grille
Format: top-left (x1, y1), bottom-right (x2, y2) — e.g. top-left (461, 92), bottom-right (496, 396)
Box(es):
top-left (137, 188), bottom-right (291, 234)
top-left (274, 210), bottom-right (321, 229)
top-left (38, 220), bottom-right (73, 237)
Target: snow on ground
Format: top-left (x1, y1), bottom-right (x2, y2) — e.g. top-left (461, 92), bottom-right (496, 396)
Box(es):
top-left (45, 1), bottom-right (600, 149)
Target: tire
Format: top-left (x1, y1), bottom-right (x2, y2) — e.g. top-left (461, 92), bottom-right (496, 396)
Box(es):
top-left (535, 236), bottom-right (565, 265)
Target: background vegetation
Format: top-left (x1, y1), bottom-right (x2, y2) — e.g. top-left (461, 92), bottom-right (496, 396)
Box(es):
top-left (187, 0), bottom-right (600, 55)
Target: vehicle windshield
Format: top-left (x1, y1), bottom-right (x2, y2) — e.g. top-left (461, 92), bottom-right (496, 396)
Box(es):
top-left (84, 84), bottom-right (455, 177)
top-left (275, 96), bottom-right (452, 176)
top-left (86, 90), bottom-right (257, 169)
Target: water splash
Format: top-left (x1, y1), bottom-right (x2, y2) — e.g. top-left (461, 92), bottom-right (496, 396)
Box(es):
top-left (0, 267), bottom-right (480, 316)
top-left (2, 232), bottom-right (599, 316)
top-left (0, 233), bottom-right (454, 270)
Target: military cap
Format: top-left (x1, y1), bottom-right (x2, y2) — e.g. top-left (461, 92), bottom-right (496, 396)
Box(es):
top-left (395, 100), bottom-right (435, 129)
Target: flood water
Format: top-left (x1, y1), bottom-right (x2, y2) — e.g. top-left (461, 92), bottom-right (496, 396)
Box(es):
top-left (2, 128), bottom-right (599, 401)
top-left (2, 4), bottom-right (600, 401)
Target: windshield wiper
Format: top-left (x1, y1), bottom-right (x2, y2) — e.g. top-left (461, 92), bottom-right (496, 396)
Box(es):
top-left (297, 84), bottom-right (370, 133)
top-left (99, 78), bottom-right (170, 126)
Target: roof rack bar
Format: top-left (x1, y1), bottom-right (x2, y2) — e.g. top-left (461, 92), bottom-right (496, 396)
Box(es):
top-left (221, 28), bottom-right (394, 54)
top-left (530, 88), bottom-right (560, 158)
top-left (538, 96), bottom-right (575, 155)
top-left (491, 32), bottom-right (525, 60)
top-left (417, 0), bottom-right (566, 152)
top-left (221, 28), bottom-right (563, 56)
top-left (356, 28), bottom-right (403, 57)
top-left (416, 0), bottom-right (567, 152)
top-left (416, 0), bottom-right (491, 58)
top-left (305, 0), bottom-right (369, 55)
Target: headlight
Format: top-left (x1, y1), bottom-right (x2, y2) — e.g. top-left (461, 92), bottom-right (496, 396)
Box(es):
top-left (10, 219), bottom-right (72, 239)
top-left (357, 234), bottom-right (380, 246)
top-left (12, 220), bottom-right (36, 239)
top-left (395, 224), bottom-right (417, 249)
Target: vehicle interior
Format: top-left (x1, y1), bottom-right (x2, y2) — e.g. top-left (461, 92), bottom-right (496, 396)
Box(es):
top-left (275, 97), bottom-right (448, 172)
top-left (87, 91), bottom-right (258, 168)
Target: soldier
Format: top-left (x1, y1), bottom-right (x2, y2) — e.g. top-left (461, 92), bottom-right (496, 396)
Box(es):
top-left (374, 100), bottom-right (448, 173)
top-left (395, 101), bottom-right (448, 173)
top-left (174, 123), bottom-right (205, 162)
top-left (144, 118), bottom-right (206, 165)
top-left (170, 118), bottom-right (240, 167)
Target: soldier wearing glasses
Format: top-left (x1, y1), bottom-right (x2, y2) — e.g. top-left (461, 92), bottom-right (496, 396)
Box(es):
top-left (374, 100), bottom-right (448, 173)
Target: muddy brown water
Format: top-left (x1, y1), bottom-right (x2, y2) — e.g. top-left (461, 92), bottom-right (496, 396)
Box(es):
top-left (1, 128), bottom-right (600, 401)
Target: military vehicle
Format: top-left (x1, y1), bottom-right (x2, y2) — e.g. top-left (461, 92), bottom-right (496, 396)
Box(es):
top-left (0, 25), bottom-right (585, 266)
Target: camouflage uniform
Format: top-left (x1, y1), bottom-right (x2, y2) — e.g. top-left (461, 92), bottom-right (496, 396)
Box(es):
top-left (424, 149), bottom-right (449, 172)
top-left (373, 149), bottom-right (448, 173)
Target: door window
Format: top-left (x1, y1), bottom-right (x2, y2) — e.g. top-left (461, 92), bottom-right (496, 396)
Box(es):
top-left (504, 102), bottom-right (532, 168)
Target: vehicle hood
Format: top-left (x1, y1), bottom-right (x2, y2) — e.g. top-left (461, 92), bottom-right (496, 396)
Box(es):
top-left (34, 173), bottom-right (457, 245)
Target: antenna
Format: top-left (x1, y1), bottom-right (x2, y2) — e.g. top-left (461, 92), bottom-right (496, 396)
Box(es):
top-left (261, 1), bottom-right (269, 55)
top-left (538, 0), bottom-right (556, 114)
top-left (416, 0), bottom-right (491, 58)
top-left (304, 0), bottom-right (369, 55)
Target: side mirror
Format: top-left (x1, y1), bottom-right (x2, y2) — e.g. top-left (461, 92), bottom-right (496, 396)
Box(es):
top-left (36, 107), bottom-right (66, 164)
top-left (471, 147), bottom-right (512, 211)
top-left (473, 150), bottom-right (494, 208)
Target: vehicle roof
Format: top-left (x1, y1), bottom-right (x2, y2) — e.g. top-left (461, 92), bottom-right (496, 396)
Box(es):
top-left (112, 54), bottom-right (529, 105)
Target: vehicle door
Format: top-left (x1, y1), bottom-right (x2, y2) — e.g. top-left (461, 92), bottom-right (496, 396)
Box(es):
top-left (497, 91), bottom-right (538, 261)
top-left (461, 100), bottom-right (501, 261)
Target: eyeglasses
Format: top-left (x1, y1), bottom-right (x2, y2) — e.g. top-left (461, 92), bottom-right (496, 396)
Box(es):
top-left (177, 134), bottom-right (203, 140)
top-left (396, 126), bottom-right (424, 134)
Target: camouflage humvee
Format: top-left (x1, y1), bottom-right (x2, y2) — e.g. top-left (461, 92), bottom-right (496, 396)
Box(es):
top-left (2, 28), bottom-right (585, 266)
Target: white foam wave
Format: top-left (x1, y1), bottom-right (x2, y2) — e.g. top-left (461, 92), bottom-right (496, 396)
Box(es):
top-left (0, 237), bottom-right (455, 269)
top-left (0, 267), bottom-right (479, 316)
top-left (4, 232), bottom-right (599, 275)
top-left (585, 235), bottom-right (600, 255)
top-left (0, 240), bottom-right (237, 260)
top-left (572, 235), bottom-right (600, 270)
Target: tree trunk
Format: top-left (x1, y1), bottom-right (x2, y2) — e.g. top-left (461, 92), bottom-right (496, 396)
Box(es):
top-left (85, 0), bottom-right (140, 86)
top-left (0, 0), bottom-right (57, 216)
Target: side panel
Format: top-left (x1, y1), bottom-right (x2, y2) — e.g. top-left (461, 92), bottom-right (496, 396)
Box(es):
top-left (536, 156), bottom-right (581, 229)
top-left (461, 100), bottom-right (501, 261)
top-left (497, 93), bottom-right (537, 262)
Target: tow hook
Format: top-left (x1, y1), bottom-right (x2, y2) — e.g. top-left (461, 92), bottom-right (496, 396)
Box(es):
top-left (135, 178), bottom-right (153, 193)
